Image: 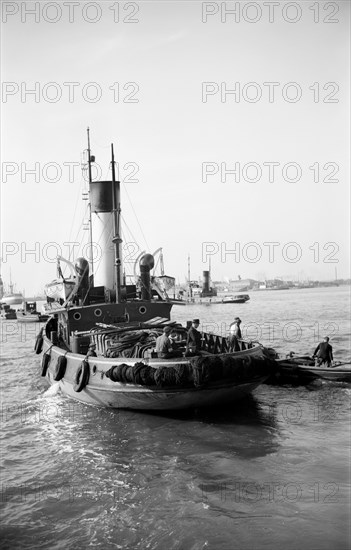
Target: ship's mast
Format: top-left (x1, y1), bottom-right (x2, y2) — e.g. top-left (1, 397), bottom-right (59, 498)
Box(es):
top-left (9, 268), bottom-right (13, 294)
top-left (188, 253), bottom-right (192, 298)
top-left (111, 144), bottom-right (122, 303)
top-left (160, 248), bottom-right (165, 276)
top-left (87, 127), bottom-right (94, 286)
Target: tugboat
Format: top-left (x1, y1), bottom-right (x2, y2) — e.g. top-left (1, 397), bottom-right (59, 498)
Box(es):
top-left (35, 132), bottom-right (274, 411)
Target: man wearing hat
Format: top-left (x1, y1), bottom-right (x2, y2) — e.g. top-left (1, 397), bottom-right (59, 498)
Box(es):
top-left (185, 319), bottom-right (202, 356)
top-left (228, 317), bottom-right (242, 352)
top-left (313, 336), bottom-right (334, 367)
top-left (86, 343), bottom-right (97, 358)
top-left (155, 326), bottom-right (182, 359)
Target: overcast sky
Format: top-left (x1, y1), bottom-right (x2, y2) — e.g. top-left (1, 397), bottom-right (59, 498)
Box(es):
top-left (1, 1), bottom-right (350, 294)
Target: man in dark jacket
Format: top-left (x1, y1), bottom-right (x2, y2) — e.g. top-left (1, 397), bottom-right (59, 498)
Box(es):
top-left (185, 319), bottom-right (202, 356)
top-left (156, 327), bottom-right (182, 359)
top-left (313, 337), bottom-right (333, 367)
top-left (86, 343), bottom-right (97, 358)
top-left (228, 317), bottom-right (242, 352)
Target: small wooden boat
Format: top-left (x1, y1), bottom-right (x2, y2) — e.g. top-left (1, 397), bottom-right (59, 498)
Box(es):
top-left (275, 354), bottom-right (351, 383)
top-left (35, 132), bottom-right (274, 411)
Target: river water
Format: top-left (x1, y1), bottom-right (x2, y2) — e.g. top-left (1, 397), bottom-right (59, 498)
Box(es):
top-left (1, 287), bottom-right (350, 549)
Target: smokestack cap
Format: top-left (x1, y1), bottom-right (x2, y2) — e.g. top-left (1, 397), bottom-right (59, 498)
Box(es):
top-left (139, 254), bottom-right (155, 270)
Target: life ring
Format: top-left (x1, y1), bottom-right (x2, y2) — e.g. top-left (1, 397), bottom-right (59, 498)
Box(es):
top-left (41, 352), bottom-right (51, 376)
top-left (53, 356), bottom-right (67, 381)
top-left (73, 360), bottom-right (90, 392)
top-left (34, 329), bottom-right (44, 354)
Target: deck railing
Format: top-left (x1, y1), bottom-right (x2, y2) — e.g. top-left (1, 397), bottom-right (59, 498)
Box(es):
top-left (201, 333), bottom-right (253, 354)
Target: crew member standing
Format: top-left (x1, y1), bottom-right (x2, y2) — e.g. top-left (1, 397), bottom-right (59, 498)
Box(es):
top-left (186, 319), bottom-right (202, 356)
top-left (313, 336), bottom-right (333, 367)
top-left (228, 317), bottom-right (242, 352)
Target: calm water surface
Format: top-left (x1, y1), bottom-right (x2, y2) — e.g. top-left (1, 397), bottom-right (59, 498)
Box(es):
top-left (1, 287), bottom-right (350, 549)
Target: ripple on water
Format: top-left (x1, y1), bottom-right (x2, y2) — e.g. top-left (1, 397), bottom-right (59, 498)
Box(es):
top-left (1, 287), bottom-right (350, 549)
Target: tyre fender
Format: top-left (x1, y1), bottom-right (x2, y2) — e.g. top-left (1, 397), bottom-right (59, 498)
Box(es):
top-left (53, 355), bottom-right (67, 381)
top-left (73, 360), bottom-right (90, 392)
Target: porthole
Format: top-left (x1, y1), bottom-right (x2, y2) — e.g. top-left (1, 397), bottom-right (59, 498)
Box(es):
top-left (92, 365), bottom-right (97, 375)
top-left (73, 312), bottom-right (81, 320)
top-left (139, 306), bottom-right (147, 314)
top-left (94, 308), bottom-right (102, 317)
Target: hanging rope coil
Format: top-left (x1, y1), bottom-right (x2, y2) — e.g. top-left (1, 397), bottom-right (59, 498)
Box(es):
top-left (103, 355), bottom-right (272, 388)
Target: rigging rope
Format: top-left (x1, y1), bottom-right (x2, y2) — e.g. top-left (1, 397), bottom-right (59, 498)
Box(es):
top-left (122, 182), bottom-right (150, 251)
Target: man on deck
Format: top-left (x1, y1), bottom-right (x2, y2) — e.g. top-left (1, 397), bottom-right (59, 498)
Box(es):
top-left (155, 327), bottom-right (182, 359)
top-left (313, 336), bottom-right (333, 367)
top-left (228, 317), bottom-right (242, 352)
top-left (185, 319), bottom-right (202, 356)
top-left (86, 343), bottom-right (97, 358)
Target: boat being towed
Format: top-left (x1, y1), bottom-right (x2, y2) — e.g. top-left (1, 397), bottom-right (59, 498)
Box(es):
top-left (36, 134), bottom-right (274, 410)
top-left (274, 354), bottom-right (351, 383)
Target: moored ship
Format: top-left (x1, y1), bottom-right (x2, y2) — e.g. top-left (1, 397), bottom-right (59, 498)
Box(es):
top-left (1, 283), bottom-right (24, 306)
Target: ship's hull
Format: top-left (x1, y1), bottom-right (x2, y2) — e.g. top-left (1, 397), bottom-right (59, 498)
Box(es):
top-left (41, 336), bottom-right (271, 410)
top-left (275, 357), bottom-right (351, 383)
top-left (221, 299), bottom-right (247, 304)
top-left (182, 294), bottom-right (250, 305)
top-left (1, 312), bottom-right (17, 320)
top-left (17, 313), bottom-right (49, 323)
top-left (2, 294), bottom-right (24, 306)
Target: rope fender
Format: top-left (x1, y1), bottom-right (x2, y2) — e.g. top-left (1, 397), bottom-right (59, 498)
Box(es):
top-left (74, 360), bottom-right (90, 392)
top-left (34, 328), bottom-right (44, 355)
top-left (41, 352), bottom-right (51, 377)
top-left (53, 356), bottom-right (67, 381)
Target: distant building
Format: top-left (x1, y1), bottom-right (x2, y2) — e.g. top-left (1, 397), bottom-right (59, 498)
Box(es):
top-left (228, 278), bottom-right (256, 292)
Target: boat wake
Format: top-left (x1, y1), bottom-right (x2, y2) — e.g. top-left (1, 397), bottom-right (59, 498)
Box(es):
top-left (42, 382), bottom-right (61, 397)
